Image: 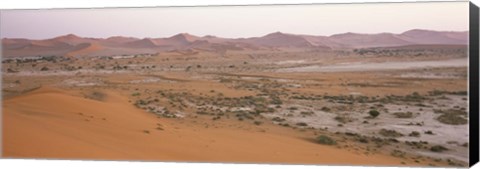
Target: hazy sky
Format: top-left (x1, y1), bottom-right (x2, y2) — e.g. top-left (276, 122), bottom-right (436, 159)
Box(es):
top-left (0, 1), bottom-right (469, 39)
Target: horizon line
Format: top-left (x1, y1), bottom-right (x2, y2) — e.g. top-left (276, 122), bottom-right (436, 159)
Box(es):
top-left (1, 28), bottom-right (469, 40)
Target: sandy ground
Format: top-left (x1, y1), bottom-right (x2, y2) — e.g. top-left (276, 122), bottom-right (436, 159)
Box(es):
top-left (1, 47), bottom-right (469, 167)
top-left (2, 86), bottom-right (421, 166)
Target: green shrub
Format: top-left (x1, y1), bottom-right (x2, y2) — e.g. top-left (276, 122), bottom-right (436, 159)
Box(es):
top-left (321, 107), bottom-right (331, 112)
top-left (315, 135), bottom-right (336, 145)
top-left (436, 111), bottom-right (468, 125)
top-left (369, 110), bottom-right (380, 118)
top-left (379, 129), bottom-right (403, 137)
top-left (409, 131), bottom-right (420, 137)
top-left (272, 117), bottom-right (285, 122)
top-left (296, 122), bottom-right (308, 126)
top-left (430, 145), bottom-right (448, 152)
top-left (393, 112), bottom-right (413, 118)
top-left (424, 130), bottom-right (434, 135)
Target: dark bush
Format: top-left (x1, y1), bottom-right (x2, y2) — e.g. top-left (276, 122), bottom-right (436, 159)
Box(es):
top-left (315, 135), bottom-right (336, 145)
top-left (393, 112), bottom-right (413, 118)
top-left (369, 110), bottom-right (380, 118)
top-left (296, 122), bottom-right (308, 126)
top-left (409, 131), bottom-right (420, 137)
top-left (430, 145), bottom-right (448, 152)
top-left (379, 129), bottom-right (404, 138)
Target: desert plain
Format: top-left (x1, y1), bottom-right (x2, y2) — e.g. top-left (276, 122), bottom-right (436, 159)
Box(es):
top-left (1, 29), bottom-right (470, 167)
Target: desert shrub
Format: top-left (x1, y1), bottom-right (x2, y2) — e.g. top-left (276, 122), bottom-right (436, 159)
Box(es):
top-left (334, 115), bottom-right (352, 123)
top-left (135, 99), bottom-right (148, 106)
top-left (404, 92), bottom-right (425, 102)
top-left (288, 107), bottom-right (298, 111)
top-left (405, 141), bottom-right (427, 149)
top-left (391, 149), bottom-right (406, 158)
top-left (40, 66), bottom-right (49, 71)
top-left (424, 130), bottom-right (434, 135)
top-left (356, 136), bottom-right (369, 143)
top-left (253, 121), bottom-right (262, 125)
top-left (393, 112), bottom-right (413, 118)
top-left (296, 122), bottom-right (308, 126)
top-left (321, 107), bottom-right (331, 112)
top-left (196, 111), bottom-right (209, 115)
top-left (315, 135), bottom-right (336, 145)
top-left (88, 91), bottom-right (106, 101)
top-left (369, 110), bottom-right (380, 118)
top-left (344, 132), bottom-right (358, 136)
top-left (270, 97), bottom-right (283, 105)
top-left (272, 117), bottom-right (286, 122)
top-left (300, 111), bottom-right (314, 116)
top-left (408, 131), bottom-right (420, 137)
top-left (379, 129), bottom-right (404, 138)
top-left (430, 145), bottom-right (448, 152)
top-left (436, 110), bottom-right (468, 125)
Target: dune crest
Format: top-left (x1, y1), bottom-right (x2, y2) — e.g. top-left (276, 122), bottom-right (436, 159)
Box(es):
top-left (1, 29), bottom-right (468, 57)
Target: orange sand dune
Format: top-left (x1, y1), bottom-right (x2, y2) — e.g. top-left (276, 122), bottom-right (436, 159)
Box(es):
top-left (3, 87), bottom-right (412, 166)
top-left (65, 43), bottom-right (104, 57)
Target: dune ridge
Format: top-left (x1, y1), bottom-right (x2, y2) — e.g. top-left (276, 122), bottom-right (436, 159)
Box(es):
top-left (2, 29), bottom-right (468, 57)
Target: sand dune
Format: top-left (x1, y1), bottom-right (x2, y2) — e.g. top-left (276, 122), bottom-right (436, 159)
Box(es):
top-left (328, 32), bottom-right (411, 48)
top-left (65, 43), bottom-right (104, 57)
top-left (1, 29), bottom-right (468, 57)
top-left (3, 86), bottom-right (417, 165)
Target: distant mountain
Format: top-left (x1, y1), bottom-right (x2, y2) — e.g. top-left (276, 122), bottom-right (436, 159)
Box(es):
top-left (241, 32), bottom-right (317, 48)
top-left (327, 32), bottom-right (412, 48)
top-left (1, 29), bottom-right (468, 57)
top-left (399, 29), bottom-right (468, 44)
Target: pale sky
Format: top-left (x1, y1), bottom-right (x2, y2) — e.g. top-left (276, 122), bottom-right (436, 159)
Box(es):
top-left (0, 1), bottom-right (469, 39)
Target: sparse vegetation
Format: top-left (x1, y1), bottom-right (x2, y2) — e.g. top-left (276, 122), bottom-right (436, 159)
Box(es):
top-left (434, 109), bottom-right (468, 125)
top-left (295, 122), bottom-right (308, 127)
top-left (408, 131), bottom-right (420, 137)
top-left (393, 112), bottom-right (413, 118)
top-left (368, 110), bottom-right (380, 118)
top-left (315, 135), bottom-right (336, 145)
top-left (430, 145), bottom-right (448, 152)
top-left (379, 129), bottom-right (403, 138)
